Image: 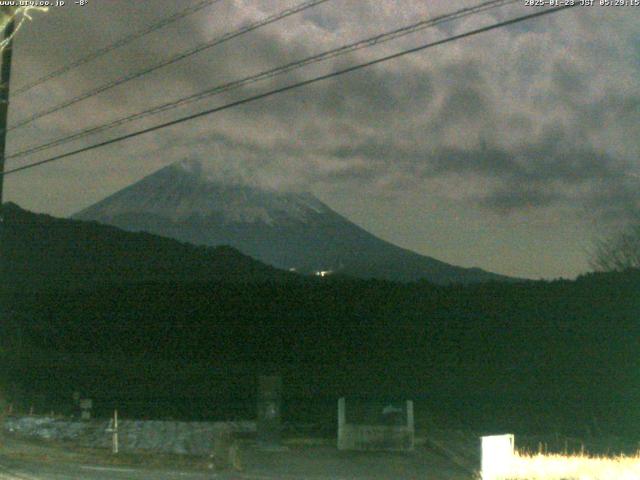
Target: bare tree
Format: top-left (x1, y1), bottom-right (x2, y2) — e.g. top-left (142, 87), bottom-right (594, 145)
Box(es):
top-left (590, 223), bottom-right (640, 272)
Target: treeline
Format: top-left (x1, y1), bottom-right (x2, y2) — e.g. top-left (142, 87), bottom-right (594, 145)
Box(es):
top-left (1, 203), bottom-right (638, 435)
top-left (2, 269), bottom-right (638, 436)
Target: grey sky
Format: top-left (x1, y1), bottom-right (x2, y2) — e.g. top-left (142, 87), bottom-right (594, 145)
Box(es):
top-left (3, 1), bottom-right (639, 279)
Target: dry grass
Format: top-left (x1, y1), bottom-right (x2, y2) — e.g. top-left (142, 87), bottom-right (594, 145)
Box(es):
top-left (495, 451), bottom-right (640, 480)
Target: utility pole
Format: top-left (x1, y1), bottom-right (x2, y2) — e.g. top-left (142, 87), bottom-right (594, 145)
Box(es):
top-left (0, 12), bottom-right (16, 216)
top-left (0, 13), bottom-right (15, 212)
top-left (0, 10), bottom-right (14, 409)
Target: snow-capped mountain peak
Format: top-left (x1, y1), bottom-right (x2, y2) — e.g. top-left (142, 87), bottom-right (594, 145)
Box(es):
top-left (74, 159), bottom-right (511, 284)
top-left (78, 159), bottom-right (330, 226)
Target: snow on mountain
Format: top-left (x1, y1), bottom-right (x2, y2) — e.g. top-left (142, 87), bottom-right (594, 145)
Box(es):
top-left (81, 159), bottom-right (330, 226)
top-left (73, 159), bottom-right (512, 284)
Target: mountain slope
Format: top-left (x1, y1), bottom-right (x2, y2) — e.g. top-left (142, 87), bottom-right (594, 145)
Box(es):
top-left (0, 202), bottom-right (289, 291)
top-left (74, 160), bottom-right (512, 284)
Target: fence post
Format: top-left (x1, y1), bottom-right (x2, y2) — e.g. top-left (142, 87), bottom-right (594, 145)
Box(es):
top-left (337, 397), bottom-right (346, 450)
top-left (112, 410), bottom-right (118, 454)
top-left (406, 400), bottom-right (414, 451)
top-left (106, 410), bottom-right (119, 454)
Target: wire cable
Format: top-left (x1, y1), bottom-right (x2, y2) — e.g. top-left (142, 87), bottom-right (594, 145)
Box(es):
top-left (13, 0), bottom-right (224, 96)
top-left (7, 0), bottom-right (518, 161)
top-left (1, 5), bottom-right (578, 177)
top-left (7, 0), bottom-right (331, 131)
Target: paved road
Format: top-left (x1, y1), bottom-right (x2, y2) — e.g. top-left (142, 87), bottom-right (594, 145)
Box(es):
top-left (0, 456), bottom-right (350, 480)
top-left (0, 453), bottom-right (467, 480)
top-left (0, 456), bottom-right (250, 480)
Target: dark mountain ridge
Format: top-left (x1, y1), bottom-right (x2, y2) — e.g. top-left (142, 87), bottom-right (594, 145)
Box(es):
top-left (0, 202), bottom-right (290, 291)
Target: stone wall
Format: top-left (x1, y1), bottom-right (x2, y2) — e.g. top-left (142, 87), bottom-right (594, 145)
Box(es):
top-left (3, 415), bottom-right (256, 456)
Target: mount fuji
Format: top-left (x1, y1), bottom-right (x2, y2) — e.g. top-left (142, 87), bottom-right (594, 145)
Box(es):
top-left (73, 160), bottom-right (510, 284)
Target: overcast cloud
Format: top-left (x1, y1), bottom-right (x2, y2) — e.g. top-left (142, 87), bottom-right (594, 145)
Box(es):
top-left (3, 1), bottom-right (639, 278)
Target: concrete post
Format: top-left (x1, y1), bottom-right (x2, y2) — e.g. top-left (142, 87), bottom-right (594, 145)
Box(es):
top-left (257, 375), bottom-right (282, 448)
top-left (481, 434), bottom-right (515, 480)
top-left (79, 398), bottom-right (92, 420)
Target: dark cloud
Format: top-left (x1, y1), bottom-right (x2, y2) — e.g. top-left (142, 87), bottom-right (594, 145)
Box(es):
top-left (477, 185), bottom-right (565, 213)
top-left (3, 1), bottom-right (640, 277)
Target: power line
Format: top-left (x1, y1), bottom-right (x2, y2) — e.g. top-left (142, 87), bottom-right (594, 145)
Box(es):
top-left (7, 0), bottom-right (518, 162)
top-left (8, 0), bottom-right (516, 160)
top-left (1, 5), bottom-right (578, 178)
top-left (7, 0), bottom-right (331, 132)
top-left (13, 0), bottom-right (224, 96)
